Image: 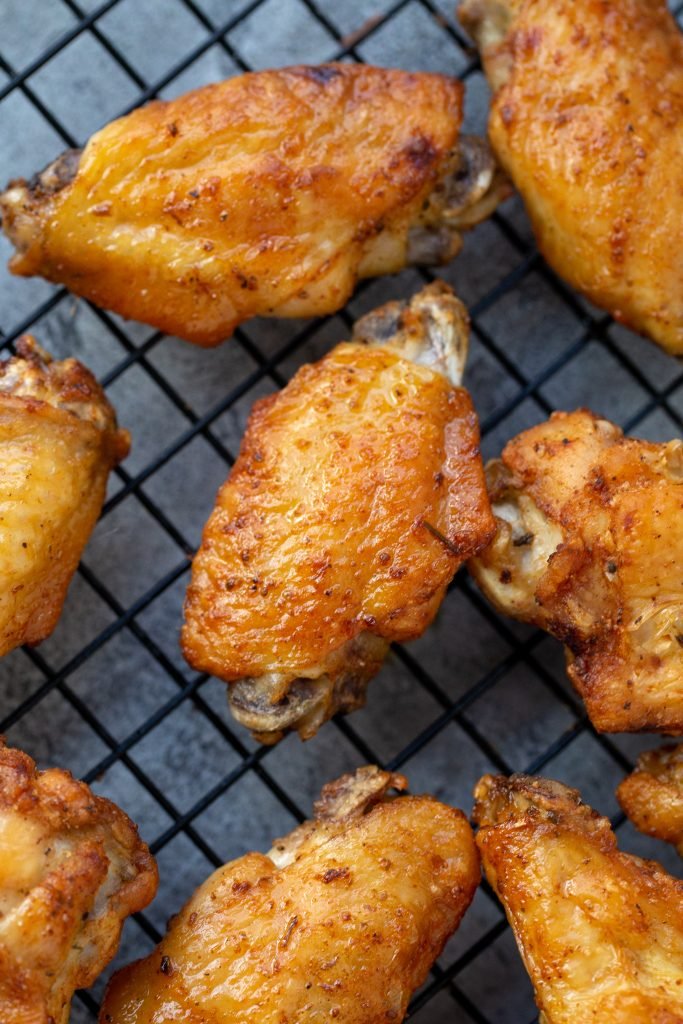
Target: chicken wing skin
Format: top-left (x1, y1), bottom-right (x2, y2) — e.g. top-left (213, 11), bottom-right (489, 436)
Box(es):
top-left (182, 282), bottom-right (494, 742)
top-left (473, 773), bottom-right (683, 1024)
top-left (0, 337), bottom-right (129, 657)
top-left (100, 765), bottom-right (479, 1024)
top-left (0, 65), bottom-right (506, 347)
top-left (0, 740), bottom-right (157, 1024)
top-left (459, 0), bottom-right (683, 354)
top-left (618, 744), bottom-right (683, 856)
top-left (469, 409), bottom-right (683, 733)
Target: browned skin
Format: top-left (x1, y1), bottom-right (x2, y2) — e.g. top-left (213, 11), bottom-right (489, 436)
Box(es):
top-left (459, 0), bottom-right (683, 354)
top-left (0, 337), bottom-right (129, 656)
top-left (182, 283), bottom-right (494, 742)
top-left (0, 65), bottom-right (504, 347)
top-left (618, 744), bottom-right (683, 856)
top-left (0, 739), bottom-right (157, 1024)
top-left (469, 409), bottom-right (683, 733)
top-left (474, 773), bottom-right (683, 1023)
top-left (100, 766), bottom-right (480, 1024)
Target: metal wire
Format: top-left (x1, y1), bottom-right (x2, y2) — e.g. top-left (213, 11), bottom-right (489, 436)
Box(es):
top-left (1, 2), bottom-right (682, 1021)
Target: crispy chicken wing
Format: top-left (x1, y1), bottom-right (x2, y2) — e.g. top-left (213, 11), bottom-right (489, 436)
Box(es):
top-left (474, 773), bottom-right (683, 1023)
top-left (618, 744), bottom-right (683, 856)
top-left (0, 740), bottom-right (157, 1024)
top-left (182, 283), bottom-right (494, 742)
top-left (100, 765), bottom-right (479, 1024)
top-left (0, 337), bottom-right (128, 657)
top-left (0, 65), bottom-right (506, 346)
top-left (469, 409), bottom-right (683, 733)
top-left (459, 0), bottom-right (683, 354)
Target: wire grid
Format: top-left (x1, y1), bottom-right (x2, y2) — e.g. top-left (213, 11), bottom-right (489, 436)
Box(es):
top-left (1, 1), bottom-right (682, 1021)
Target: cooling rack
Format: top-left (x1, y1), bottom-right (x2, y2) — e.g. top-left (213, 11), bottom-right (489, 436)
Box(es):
top-left (1, 2), bottom-right (682, 1021)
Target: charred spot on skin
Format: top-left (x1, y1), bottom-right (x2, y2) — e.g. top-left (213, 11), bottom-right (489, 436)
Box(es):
top-left (352, 219), bottom-right (383, 244)
top-left (167, 121), bottom-right (179, 137)
top-left (513, 532), bottom-right (534, 547)
top-left (623, 511), bottom-right (636, 532)
top-left (322, 866), bottom-right (350, 883)
top-left (160, 955), bottom-right (174, 977)
top-left (297, 65), bottom-right (342, 86)
top-left (499, 568), bottom-right (512, 584)
top-left (501, 104), bottom-right (515, 126)
top-left (516, 26), bottom-right (543, 54)
top-left (402, 135), bottom-right (438, 172)
top-left (232, 268), bottom-right (258, 291)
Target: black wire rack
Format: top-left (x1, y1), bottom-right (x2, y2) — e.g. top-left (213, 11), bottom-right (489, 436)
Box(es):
top-left (1, 2), bottom-right (682, 1022)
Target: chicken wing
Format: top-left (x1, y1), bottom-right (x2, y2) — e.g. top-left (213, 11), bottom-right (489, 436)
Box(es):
top-left (182, 282), bottom-right (494, 742)
top-left (100, 765), bottom-right (479, 1024)
top-left (469, 409), bottom-right (683, 733)
top-left (473, 773), bottom-right (683, 1023)
top-left (0, 65), bottom-right (507, 347)
top-left (0, 336), bottom-right (128, 657)
top-left (618, 744), bottom-right (683, 856)
top-left (459, 0), bottom-right (683, 355)
top-left (0, 739), bottom-right (157, 1024)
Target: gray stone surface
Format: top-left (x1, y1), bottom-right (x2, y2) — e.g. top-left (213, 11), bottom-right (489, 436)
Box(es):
top-left (0, 3), bottom-right (681, 1023)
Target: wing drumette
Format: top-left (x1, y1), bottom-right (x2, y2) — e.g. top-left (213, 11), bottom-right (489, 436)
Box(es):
top-left (182, 282), bottom-right (494, 742)
top-left (474, 773), bottom-right (683, 1023)
top-left (100, 766), bottom-right (479, 1024)
top-left (0, 65), bottom-right (506, 346)
top-left (469, 409), bottom-right (683, 733)
top-left (618, 744), bottom-right (683, 856)
top-left (460, 0), bottom-right (683, 354)
top-left (0, 740), bottom-right (157, 1024)
top-left (0, 337), bottom-right (129, 656)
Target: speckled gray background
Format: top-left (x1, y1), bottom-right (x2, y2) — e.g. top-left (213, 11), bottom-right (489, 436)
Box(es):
top-left (1, 2), bottom-right (681, 1022)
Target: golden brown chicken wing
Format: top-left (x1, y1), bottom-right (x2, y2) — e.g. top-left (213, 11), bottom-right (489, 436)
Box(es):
top-left (474, 773), bottom-right (683, 1023)
top-left (469, 409), bottom-right (683, 733)
top-left (459, 0), bottom-right (683, 355)
top-left (182, 282), bottom-right (494, 742)
top-left (100, 765), bottom-right (479, 1024)
top-left (0, 739), bottom-right (157, 1024)
top-left (618, 744), bottom-right (683, 856)
top-left (0, 65), bottom-right (506, 347)
top-left (0, 337), bottom-right (128, 657)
